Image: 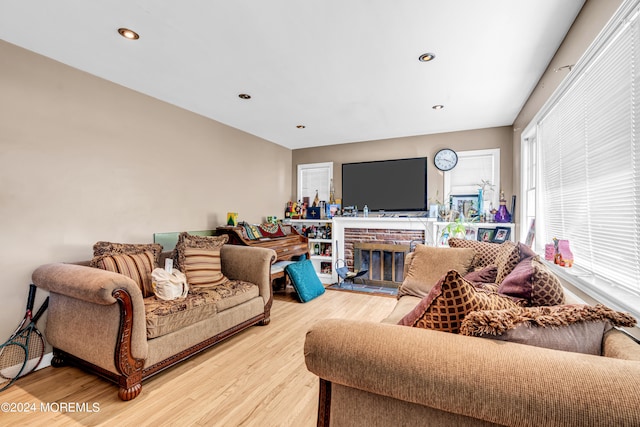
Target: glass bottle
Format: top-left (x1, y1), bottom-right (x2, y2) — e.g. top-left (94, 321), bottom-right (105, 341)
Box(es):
top-left (494, 190), bottom-right (511, 223)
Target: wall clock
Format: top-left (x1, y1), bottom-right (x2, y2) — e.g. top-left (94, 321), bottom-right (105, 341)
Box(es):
top-left (434, 148), bottom-right (458, 171)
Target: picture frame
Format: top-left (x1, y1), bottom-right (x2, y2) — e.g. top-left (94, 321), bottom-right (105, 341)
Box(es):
top-left (450, 194), bottom-right (480, 219)
top-left (477, 228), bottom-right (495, 243)
top-left (492, 227), bottom-right (511, 243)
top-left (465, 228), bottom-right (477, 241)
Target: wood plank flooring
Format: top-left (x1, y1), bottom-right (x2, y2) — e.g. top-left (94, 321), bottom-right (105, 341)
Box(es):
top-left (0, 288), bottom-right (396, 426)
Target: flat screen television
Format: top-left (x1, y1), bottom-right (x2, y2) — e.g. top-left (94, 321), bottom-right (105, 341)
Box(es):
top-left (342, 157), bottom-right (427, 212)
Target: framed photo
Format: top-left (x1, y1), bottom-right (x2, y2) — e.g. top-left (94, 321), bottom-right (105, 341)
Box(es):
top-left (477, 228), bottom-right (495, 242)
top-left (465, 228), bottom-right (477, 241)
top-left (492, 227), bottom-right (511, 243)
top-left (450, 194), bottom-right (479, 219)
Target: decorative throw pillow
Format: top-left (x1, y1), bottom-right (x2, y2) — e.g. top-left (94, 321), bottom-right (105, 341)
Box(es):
top-left (493, 241), bottom-right (521, 285)
top-left (464, 265), bottom-right (497, 285)
top-left (498, 255), bottom-right (565, 306)
top-left (398, 270), bottom-right (523, 333)
top-left (172, 232), bottom-right (229, 287)
top-left (460, 304), bottom-right (637, 354)
top-left (397, 245), bottom-right (475, 299)
top-left (93, 251), bottom-right (156, 297)
top-left (285, 259), bottom-right (325, 303)
top-left (181, 247), bottom-right (228, 287)
top-left (447, 238), bottom-right (503, 269)
top-left (91, 241), bottom-right (163, 267)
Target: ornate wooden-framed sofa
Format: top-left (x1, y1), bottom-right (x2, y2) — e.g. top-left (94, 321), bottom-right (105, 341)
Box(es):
top-left (32, 244), bottom-right (275, 401)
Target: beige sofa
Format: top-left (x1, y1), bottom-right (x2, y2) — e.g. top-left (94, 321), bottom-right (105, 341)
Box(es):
top-left (33, 244), bottom-right (275, 401)
top-left (305, 242), bottom-right (640, 426)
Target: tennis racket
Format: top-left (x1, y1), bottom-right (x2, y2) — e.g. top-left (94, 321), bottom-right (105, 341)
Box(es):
top-left (0, 285), bottom-right (49, 391)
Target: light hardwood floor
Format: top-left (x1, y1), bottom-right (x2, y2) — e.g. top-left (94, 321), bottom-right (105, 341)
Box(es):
top-left (0, 288), bottom-right (396, 426)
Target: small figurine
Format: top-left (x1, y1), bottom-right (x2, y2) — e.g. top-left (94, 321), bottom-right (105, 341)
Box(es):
top-left (553, 238), bottom-right (574, 267)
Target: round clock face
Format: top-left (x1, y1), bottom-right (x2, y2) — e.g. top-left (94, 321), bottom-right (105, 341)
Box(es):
top-left (434, 149), bottom-right (458, 171)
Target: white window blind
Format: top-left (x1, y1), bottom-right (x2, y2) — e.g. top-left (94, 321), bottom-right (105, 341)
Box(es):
top-left (536, 3), bottom-right (640, 312)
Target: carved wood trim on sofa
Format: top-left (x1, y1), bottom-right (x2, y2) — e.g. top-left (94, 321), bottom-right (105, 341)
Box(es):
top-left (318, 378), bottom-right (332, 427)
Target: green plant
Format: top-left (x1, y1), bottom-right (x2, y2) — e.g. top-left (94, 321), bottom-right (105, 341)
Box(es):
top-left (441, 217), bottom-right (468, 239)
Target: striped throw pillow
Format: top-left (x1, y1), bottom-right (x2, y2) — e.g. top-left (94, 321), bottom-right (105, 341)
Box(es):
top-left (182, 247), bottom-right (228, 287)
top-left (94, 251), bottom-right (155, 297)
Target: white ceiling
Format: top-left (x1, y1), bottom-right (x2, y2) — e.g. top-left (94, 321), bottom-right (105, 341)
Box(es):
top-left (0, 1), bottom-right (585, 149)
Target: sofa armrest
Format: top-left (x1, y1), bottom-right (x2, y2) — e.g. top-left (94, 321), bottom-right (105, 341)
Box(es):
top-left (305, 319), bottom-right (640, 426)
top-left (32, 263), bottom-right (148, 367)
top-left (33, 263), bottom-right (143, 305)
top-left (221, 245), bottom-right (275, 299)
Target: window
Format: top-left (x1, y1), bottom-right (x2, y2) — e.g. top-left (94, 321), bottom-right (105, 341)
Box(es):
top-left (521, 136), bottom-right (536, 243)
top-left (521, 0), bottom-right (640, 317)
top-left (444, 148), bottom-right (500, 215)
top-left (297, 162), bottom-right (333, 204)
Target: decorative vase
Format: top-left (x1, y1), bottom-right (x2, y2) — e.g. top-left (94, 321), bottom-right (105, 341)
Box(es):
top-left (494, 190), bottom-right (511, 223)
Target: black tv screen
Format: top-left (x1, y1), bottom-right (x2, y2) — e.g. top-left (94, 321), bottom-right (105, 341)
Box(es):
top-left (342, 157), bottom-right (428, 212)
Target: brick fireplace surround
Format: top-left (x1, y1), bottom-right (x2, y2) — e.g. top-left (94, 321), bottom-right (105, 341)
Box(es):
top-left (332, 217), bottom-right (434, 285)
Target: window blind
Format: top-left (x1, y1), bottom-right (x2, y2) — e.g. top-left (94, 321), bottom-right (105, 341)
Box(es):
top-left (536, 5), bottom-right (640, 310)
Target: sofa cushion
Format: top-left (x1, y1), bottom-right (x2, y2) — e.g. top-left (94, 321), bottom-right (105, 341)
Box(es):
top-left (498, 255), bottom-right (565, 306)
top-left (172, 232), bottom-right (229, 287)
top-left (93, 251), bottom-right (156, 297)
top-left (398, 269), bottom-right (523, 333)
top-left (447, 238), bottom-right (503, 269)
top-left (398, 245), bottom-right (475, 299)
top-left (145, 280), bottom-right (258, 339)
top-left (285, 259), bottom-right (325, 303)
top-left (91, 241), bottom-right (163, 266)
top-left (460, 304), bottom-right (637, 355)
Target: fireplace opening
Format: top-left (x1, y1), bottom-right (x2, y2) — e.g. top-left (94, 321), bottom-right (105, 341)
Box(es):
top-left (354, 242), bottom-right (410, 287)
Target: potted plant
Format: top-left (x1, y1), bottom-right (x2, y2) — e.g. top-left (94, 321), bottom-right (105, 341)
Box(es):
top-left (440, 214), bottom-right (478, 245)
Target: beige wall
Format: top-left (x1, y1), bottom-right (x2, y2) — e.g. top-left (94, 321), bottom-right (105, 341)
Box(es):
top-left (292, 127), bottom-right (514, 209)
top-left (0, 41), bottom-right (291, 339)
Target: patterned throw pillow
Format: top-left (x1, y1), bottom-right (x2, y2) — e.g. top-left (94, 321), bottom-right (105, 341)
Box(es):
top-left (398, 270), bottom-right (523, 333)
top-left (181, 247), bottom-right (228, 287)
top-left (397, 245), bottom-right (476, 298)
top-left (460, 304), bottom-right (636, 354)
top-left (447, 238), bottom-right (503, 269)
top-left (93, 251), bottom-right (156, 297)
top-left (498, 255), bottom-right (565, 306)
top-left (91, 241), bottom-right (163, 266)
top-left (172, 232), bottom-right (229, 287)
top-left (530, 256), bottom-right (565, 306)
top-left (464, 265), bottom-right (497, 285)
top-left (493, 241), bottom-right (521, 285)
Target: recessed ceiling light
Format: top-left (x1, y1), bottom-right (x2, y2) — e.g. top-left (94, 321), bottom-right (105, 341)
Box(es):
top-left (296, 125), bottom-right (306, 129)
top-left (432, 105), bottom-right (444, 110)
top-left (118, 28), bottom-right (140, 40)
top-left (238, 93), bottom-right (251, 100)
top-left (419, 53), bottom-right (436, 62)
